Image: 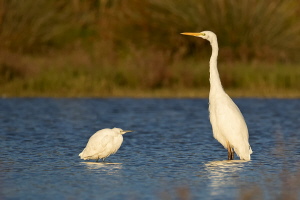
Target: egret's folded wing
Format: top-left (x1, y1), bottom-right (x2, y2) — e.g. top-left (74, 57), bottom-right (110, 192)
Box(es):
top-left (81, 133), bottom-right (113, 158)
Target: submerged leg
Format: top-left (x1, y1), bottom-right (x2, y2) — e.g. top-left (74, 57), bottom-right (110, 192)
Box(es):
top-left (96, 158), bottom-right (99, 162)
top-left (227, 142), bottom-right (234, 160)
top-left (230, 148), bottom-right (234, 160)
top-left (227, 147), bottom-right (234, 160)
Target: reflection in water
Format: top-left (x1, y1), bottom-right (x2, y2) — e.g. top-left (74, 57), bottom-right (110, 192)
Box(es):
top-left (81, 162), bottom-right (122, 174)
top-left (204, 160), bottom-right (249, 196)
top-left (205, 160), bottom-right (248, 167)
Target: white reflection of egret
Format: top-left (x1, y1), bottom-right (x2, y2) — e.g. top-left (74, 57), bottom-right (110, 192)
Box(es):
top-left (204, 160), bottom-right (248, 197)
top-left (205, 160), bottom-right (248, 167)
top-left (81, 162), bottom-right (122, 174)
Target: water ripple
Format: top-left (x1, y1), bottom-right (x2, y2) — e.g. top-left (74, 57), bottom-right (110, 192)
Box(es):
top-left (0, 98), bottom-right (299, 200)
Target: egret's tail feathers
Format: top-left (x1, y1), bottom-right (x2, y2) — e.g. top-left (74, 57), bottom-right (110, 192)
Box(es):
top-left (239, 153), bottom-right (251, 161)
top-left (234, 145), bottom-right (252, 161)
top-left (249, 145), bottom-right (253, 154)
top-left (79, 151), bottom-right (87, 160)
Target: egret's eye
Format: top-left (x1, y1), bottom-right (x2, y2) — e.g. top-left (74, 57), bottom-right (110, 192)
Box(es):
top-left (201, 33), bottom-right (206, 36)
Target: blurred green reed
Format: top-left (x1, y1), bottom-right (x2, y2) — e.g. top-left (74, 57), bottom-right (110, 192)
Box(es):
top-left (0, 0), bottom-right (299, 97)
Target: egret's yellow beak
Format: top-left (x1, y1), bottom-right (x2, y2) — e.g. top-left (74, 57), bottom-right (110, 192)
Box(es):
top-left (121, 130), bottom-right (133, 134)
top-left (181, 32), bottom-right (204, 37)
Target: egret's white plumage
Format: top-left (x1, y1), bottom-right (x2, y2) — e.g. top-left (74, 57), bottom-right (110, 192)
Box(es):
top-left (79, 128), bottom-right (132, 162)
top-left (181, 31), bottom-right (252, 160)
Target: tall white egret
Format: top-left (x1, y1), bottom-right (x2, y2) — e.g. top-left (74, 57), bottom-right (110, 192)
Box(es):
top-left (181, 31), bottom-right (252, 160)
top-left (79, 128), bottom-right (132, 162)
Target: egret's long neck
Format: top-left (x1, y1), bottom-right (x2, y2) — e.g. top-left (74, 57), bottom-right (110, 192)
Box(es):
top-left (209, 39), bottom-right (223, 93)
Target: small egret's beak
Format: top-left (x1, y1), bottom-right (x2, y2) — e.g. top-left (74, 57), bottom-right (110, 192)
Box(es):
top-left (121, 130), bottom-right (133, 134)
top-left (181, 32), bottom-right (204, 37)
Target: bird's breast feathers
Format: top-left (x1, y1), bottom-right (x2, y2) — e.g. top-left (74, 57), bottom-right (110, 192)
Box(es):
top-left (209, 95), bottom-right (248, 134)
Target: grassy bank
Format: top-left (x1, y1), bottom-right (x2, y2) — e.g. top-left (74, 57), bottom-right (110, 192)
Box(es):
top-left (1, 51), bottom-right (299, 97)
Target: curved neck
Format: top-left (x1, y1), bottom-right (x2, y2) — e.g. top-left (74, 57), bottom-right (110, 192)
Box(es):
top-left (209, 39), bottom-right (223, 93)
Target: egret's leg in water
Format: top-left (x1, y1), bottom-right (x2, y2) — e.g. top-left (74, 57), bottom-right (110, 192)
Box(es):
top-left (227, 142), bottom-right (234, 160)
top-left (227, 147), bottom-right (233, 160)
top-left (230, 148), bottom-right (234, 160)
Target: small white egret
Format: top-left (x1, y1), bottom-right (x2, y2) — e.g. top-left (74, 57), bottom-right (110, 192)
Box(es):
top-left (79, 128), bottom-right (132, 162)
top-left (181, 31), bottom-right (252, 160)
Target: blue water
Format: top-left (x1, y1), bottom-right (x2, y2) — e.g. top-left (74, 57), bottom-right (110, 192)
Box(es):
top-left (0, 98), bottom-right (299, 200)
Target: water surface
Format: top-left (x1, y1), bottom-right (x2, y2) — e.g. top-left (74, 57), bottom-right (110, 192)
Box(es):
top-left (0, 98), bottom-right (299, 199)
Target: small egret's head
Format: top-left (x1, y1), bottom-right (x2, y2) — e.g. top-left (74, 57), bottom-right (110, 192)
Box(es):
top-left (113, 128), bottom-right (132, 135)
top-left (181, 31), bottom-right (216, 43)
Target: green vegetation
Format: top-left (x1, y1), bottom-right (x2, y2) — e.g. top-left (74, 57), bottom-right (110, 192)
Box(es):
top-left (0, 0), bottom-right (299, 97)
